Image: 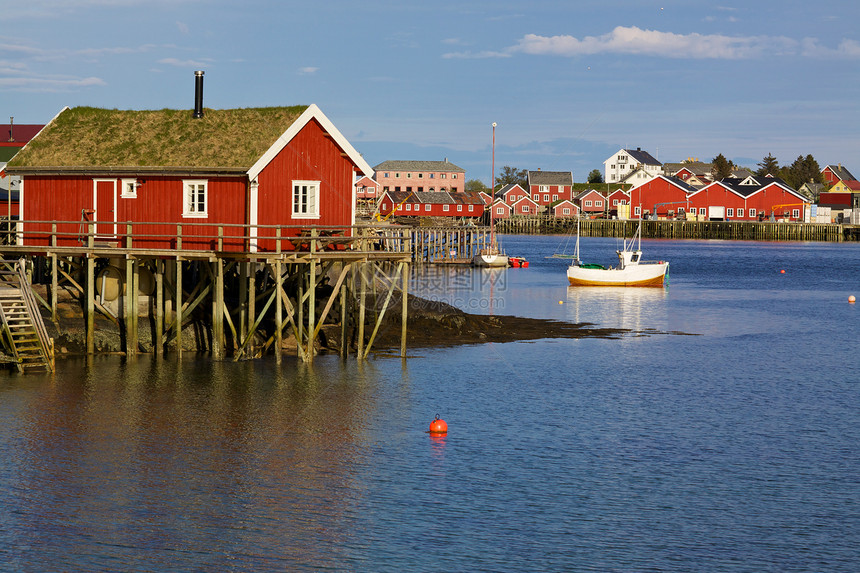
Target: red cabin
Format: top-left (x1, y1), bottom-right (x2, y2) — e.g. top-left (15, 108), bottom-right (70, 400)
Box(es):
top-left (6, 104), bottom-right (372, 252)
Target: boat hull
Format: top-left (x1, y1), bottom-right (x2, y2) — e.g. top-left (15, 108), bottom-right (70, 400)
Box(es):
top-left (567, 263), bottom-right (668, 287)
top-left (472, 253), bottom-right (508, 267)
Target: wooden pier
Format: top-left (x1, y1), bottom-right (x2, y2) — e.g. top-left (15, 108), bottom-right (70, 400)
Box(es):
top-left (0, 220), bottom-right (412, 363)
top-left (495, 216), bottom-right (855, 242)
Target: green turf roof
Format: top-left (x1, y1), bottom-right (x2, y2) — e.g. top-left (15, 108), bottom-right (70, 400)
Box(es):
top-left (7, 105), bottom-right (309, 172)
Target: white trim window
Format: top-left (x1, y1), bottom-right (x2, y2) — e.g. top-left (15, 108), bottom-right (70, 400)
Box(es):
top-left (634, 206), bottom-right (641, 216)
top-left (737, 208), bottom-right (744, 217)
top-left (563, 208), bottom-right (570, 215)
top-left (425, 204), bottom-right (431, 212)
top-left (443, 204), bottom-right (450, 212)
top-left (183, 179), bottom-right (208, 217)
top-left (727, 208), bottom-right (734, 218)
top-left (121, 178), bottom-right (138, 199)
top-left (292, 180), bottom-right (320, 219)
top-left (457, 205), bottom-right (463, 212)
top-left (699, 208), bottom-right (706, 215)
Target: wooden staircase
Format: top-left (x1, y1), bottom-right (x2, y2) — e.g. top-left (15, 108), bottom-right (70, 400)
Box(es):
top-left (0, 260), bottom-right (54, 373)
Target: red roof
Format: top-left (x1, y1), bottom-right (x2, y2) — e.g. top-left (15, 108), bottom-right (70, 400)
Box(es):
top-left (0, 124), bottom-right (44, 146)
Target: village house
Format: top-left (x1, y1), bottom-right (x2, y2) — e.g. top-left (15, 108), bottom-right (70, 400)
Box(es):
top-left (821, 164), bottom-right (856, 185)
top-left (373, 159), bottom-right (465, 194)
top-left (490, 199), bottom-right (512, 219)
top-left (526, 170), bottom-right (574, 210)
top-left (377, 190), bottom-right (484, 218)
top-left (1, 121), bottom-right (45, 219)
top-left (628, 175), bottom-right (698, 219)
top-left (606, 189), bottom-right (630, 218)
top-left (510, 195), bottom-right (540, 217)
top-left (5, 99), bottom-right (371, 252)
top-left (497, 183), bottom-right (529, 205)
top-left (603, 148), bottom-right (662, 184)
top-left (574, 189), bottom-right (607, 218)
top-left (552, 200), bottom-right (579, 218)
top-left (354, 175), bottom-right (379, 203)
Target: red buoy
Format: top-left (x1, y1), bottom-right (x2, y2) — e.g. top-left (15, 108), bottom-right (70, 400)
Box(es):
top-left (429, 415), bottom-right (448, 435)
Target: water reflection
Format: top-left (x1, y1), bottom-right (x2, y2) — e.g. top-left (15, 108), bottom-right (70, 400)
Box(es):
top-left (6, 356), bottom-right (384, 570)
top-left (565, 286), bottom-right (668, 331)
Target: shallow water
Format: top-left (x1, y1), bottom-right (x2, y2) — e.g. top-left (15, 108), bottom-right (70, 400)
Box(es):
top-left (1, 235), bottom-right (858, 571)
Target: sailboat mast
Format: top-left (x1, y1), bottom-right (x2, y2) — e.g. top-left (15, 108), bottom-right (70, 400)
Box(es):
top-left (490, 122), bottom-right (496, 242)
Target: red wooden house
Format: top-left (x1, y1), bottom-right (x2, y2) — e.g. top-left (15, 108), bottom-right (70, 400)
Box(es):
top-left (628, 175), bottom-right (697, 219)
top-left (489, 199), bottom-right (512, 220)
top-left (498, 183), bottom-right (529, 205)
top-left (574, 189), bottom-right (607, 217)
top-left (688, 176), bottom-right (808, 221)
top-left (527, 170), bottom-right (573, 210)
top-left (355, 175), bottom-right (379, 203)
top-left (511, 196), bottom-right (539, 216)
top-left (821, 164), bottom-right (856, 185)
top-left (6, 103), bottom-right (372, 252)
top-left (552, 200), bottom-right (579, 218)
top-left (377, 190), bottom-right (484, 218)
top-left (606, 189), bottom-right (630, 217)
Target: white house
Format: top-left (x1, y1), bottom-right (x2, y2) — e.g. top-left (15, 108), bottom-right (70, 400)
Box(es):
top-left (604, 147), bottom-right (662, 184)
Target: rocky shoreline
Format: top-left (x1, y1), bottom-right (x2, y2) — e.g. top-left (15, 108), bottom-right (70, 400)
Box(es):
top-left (32, 287), bottom-right (692, 358)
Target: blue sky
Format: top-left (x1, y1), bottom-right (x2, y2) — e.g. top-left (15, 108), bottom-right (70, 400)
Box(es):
top-left (3, 0), bottom-right (859, 184)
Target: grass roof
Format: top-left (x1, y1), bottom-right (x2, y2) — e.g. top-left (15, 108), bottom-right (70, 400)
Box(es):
top-left (7, 106), bottom-right (309, 172)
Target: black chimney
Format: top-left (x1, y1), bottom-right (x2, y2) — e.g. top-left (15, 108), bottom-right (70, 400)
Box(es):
top-left (192, 71), bottom-right (204, 119)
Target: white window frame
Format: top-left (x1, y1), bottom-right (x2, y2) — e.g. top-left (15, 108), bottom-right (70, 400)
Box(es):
top-left (737, 208), bottom-right (744, 217)
top-left (496, 207), bottom-right (505, 215)
top-left (405, 204), bottom-right (411, 211)
top-left (457, 205), bottom-right (462, 212)
top-left (634, 206), bottom-right (641, 216)
top-left (792, 209), bottom-right (800, 218)
top-left (468, 205), bottom-right (474, 212)
top-left (522, 206), bottom-right (530, 213)
top-left (443, 204), bottom-right (450, 212)
top-left (121, 178), bottom-right (138, 199)
top-left (183, 179), bottom-right (208, 218)
top-left (585, 200), bottom-right (593, 207)
top-left (595, 201), bottom-right (603, 208)
top-left (563, 208), bottom-right (570, 215)
top-left (292, 180), bottom-right (320, 219)
top-left (424, 204), bottom-right (431, 212)
top-left (699, 208), bottom-right (706, 215)
top-left (727, 208), bottom-right (734, 217)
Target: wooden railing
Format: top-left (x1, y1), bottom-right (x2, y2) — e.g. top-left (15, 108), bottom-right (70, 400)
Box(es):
top-left (0, 220), bottom-right (414, 256)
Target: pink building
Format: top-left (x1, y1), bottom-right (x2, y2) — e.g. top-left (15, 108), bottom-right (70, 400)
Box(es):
top-left (373, 159), bottom-right (465, 194)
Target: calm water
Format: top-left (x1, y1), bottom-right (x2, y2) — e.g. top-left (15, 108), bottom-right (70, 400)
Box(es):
top-left (1, 235), bottom-right (858, 572)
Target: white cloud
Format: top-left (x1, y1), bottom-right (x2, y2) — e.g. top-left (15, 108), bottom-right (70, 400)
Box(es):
top-left (0, 74), bottom-right (106, 91)
top-left (177, 21), bottom-right (190, 34)
top-left (801, 38), bottom-right (860, 58)
top-left (158, 57), bottom-right (210, 67)
top-left (442, 50), bottom-right (511, 59)
top-left (299, 67), bottom-right (319, 75)
top-left (509, 26), bottom-right (796, 59)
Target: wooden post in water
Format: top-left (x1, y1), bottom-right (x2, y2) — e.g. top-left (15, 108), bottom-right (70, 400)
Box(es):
top-left (275, 259), bottom-right (282, 364)
top-left (86, 222), bottom-right (95, 355)
top-left (213, 258), bottom-right (224, 359)
top-left (175, 258), bottom-right (183, 357)
top-left (357, 262), bottom-right (366, 360)
top-left (155, 259), bottom-right (164, 355)
top-left (401, 261), bottom-right (408, 358)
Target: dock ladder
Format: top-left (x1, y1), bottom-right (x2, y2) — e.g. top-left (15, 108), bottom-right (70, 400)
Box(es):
top-left (0, 259), bottom-right (55, 372)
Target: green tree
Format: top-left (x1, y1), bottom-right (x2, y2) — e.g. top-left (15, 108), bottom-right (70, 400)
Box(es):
top-left (756, 153), bottom-right (779, 177)
top-left (711, 153), bottom-right (734, 180)
top-left (780, 154), bottom-right (825, 189)
top-left (465, 179), bottom-right (489, 193)
top-left (587, 169), bottom-right (604, 184)
top-left (496, 166), bottom-right (528, 188)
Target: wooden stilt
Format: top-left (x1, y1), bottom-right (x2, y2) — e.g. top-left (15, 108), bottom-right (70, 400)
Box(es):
top-left (275, 259), bottom-right (282, 364)
top-left (155, 259), bottom-right (163, 355)
top-left (307, 257), bottom-right (316, 363)
top-left (340, 281), bottom-right (347, 359)
top-left (401, 261), bottom-right (408, 358)
top-left (86, 223), bottom-right (95, 355)
top-left (357, 262), bottom-right (366, 360)
top-left (176, 259), bottom-right (183, 357)
top-left (213, 258), bottom-right (224, 359)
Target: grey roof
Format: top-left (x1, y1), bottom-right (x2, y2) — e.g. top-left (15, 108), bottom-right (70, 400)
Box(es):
top-left (824, 164), bottom-right (856, 182)
top-left (625, 148), bottom-right (661, 166)
top-left (384, 190), bottom-right (482, 205)
top-left (373, 159), bottom-right (466, 173)
top-left (527, 170), bottom-right (573, 186)
top-left (717, 175), bottom-right (795, 198)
